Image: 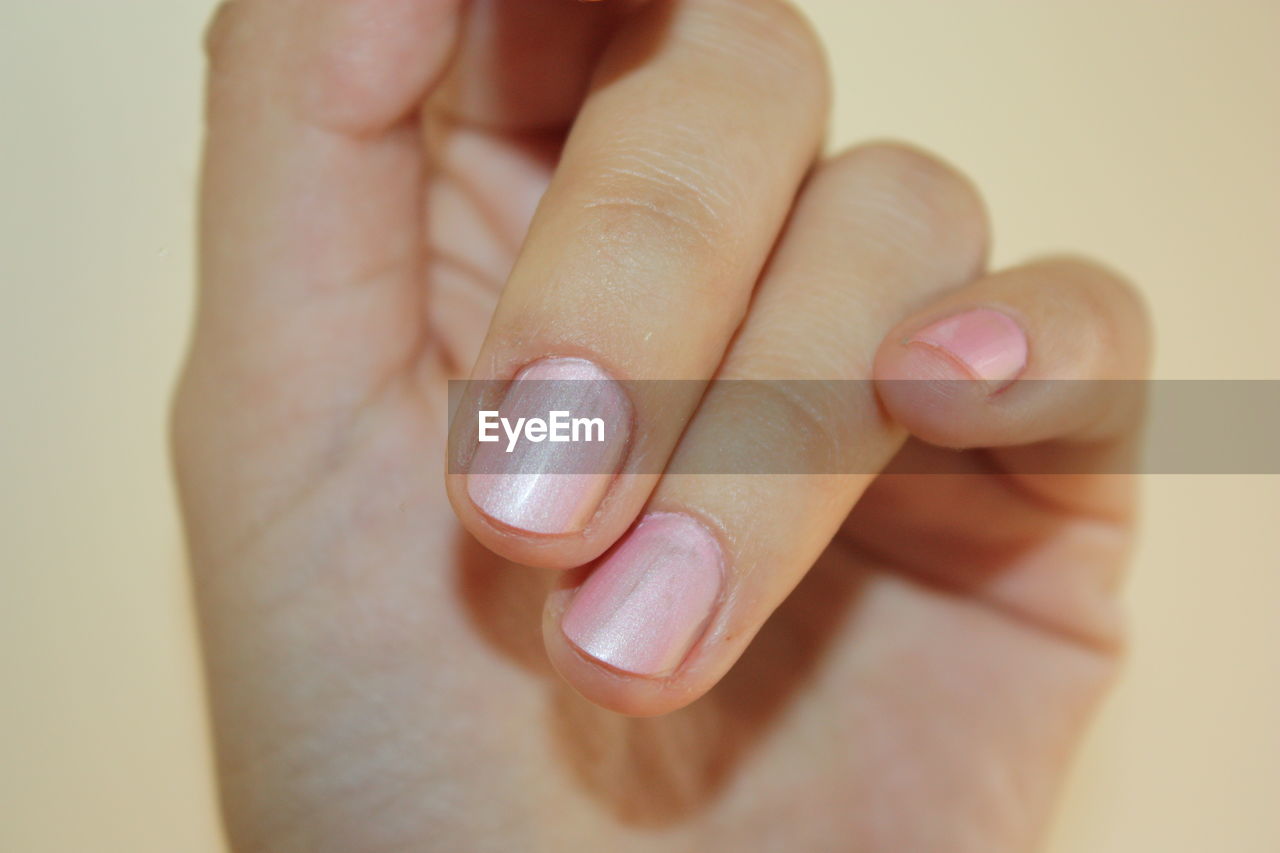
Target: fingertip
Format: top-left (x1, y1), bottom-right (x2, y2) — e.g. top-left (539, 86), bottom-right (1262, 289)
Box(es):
top-left (901, 307), bottom-right (1029, 390)
top-left (874, 343), bottom-right (991, 449)
top-left (444, 472), bottom-right (609, 571)
top-left (874, 257), bottom-right (1151, 451)
top-left (540, 512), bottom-right (728, 717)
top-left (875, 307), bottom-right (1030, 448)
top-left (543, 590), bottom-right (708, 718)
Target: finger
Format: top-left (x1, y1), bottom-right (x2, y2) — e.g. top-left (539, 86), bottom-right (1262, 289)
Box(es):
top-left (447, 0), bottom-right (830, 567)
top-left (838, 259), bottom-right (1151, 652)
top-left (542, 143), bottom-right (990, 714)
top-left (176, 0), bottom-right (466, 553)
top-left (421, 0), bottom-right (636, 373)
top-left (872, 257), bottom-right (1151, 517)
top-left (189, 0), bottom-right (461, 420)
top-left (431, 0), bottom-right (630, 131)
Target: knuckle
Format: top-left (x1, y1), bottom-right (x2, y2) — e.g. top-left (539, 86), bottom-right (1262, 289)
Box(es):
top-left (744, 0), bottom-right (826, 66)
top-left (168, 370), bottom-right (200, 470)
top-left (1024, 256), bottom-right (1136, 313)
top-left (717, 379), bottom-right (865, 473)
top-left (1037, 256), bottom-right (1143, 306)
top-left (576, 164), bottom-right (738, 274)
top-left (703, 0), bottom-right (829, 103)
top-left (701, 376), bottom-right (870, 471)
top-left (203, 1), bottom-right (252, 71)
top-left (830, 141), bottom-right (955, 183)
top-left (762, 383), bottom-right (847, 469)
top-left (1025, 256), bottom-right (1152, 361)
top-left (821, 141), bottom-right (990, 274)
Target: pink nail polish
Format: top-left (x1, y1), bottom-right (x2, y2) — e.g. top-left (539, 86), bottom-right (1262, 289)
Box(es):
top-left (908, 307), bottom-right (1028, 389)
top-left (561, 512), bottom-right (724, 676)
top-left (467, 357), bottom-right (631, 535)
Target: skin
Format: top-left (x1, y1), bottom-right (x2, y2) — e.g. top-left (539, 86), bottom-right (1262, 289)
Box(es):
top-left (174, 1), bottom-right (1151, 851)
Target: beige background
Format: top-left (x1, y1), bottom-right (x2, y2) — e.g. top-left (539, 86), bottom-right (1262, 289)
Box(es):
top-left (2, 1), bottom-right (1277, 850)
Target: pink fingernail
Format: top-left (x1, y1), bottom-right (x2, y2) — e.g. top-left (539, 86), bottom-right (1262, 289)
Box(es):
top-left (467, 357), bottom-right (631, 535)
top-left (908, 307), bottom-right (1028, 389)
top-left (562, 512), bottom-right (724, 677)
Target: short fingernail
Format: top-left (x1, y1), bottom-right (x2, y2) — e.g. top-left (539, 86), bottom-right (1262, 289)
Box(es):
top-left (908, 307), bottom-right (1028, 389)
top-left (467, 357), bottom-right (631, 535)
top-left (562, 512), bottom-right (724, 676)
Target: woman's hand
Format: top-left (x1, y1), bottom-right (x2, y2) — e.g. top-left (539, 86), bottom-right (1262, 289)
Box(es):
top-left (174, 1), bottom-right (1149, 850)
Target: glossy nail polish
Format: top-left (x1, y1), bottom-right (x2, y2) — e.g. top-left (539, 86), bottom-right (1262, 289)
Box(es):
top-left (562, 512), bottom-right (724, 676)
top-left (467, 357), bottom-right (631, 535)
top-left (908, 307), bottom-right (1028, 389)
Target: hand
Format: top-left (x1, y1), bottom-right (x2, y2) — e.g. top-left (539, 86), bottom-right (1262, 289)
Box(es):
top-left (174, 1), bottom-right (1150, 850)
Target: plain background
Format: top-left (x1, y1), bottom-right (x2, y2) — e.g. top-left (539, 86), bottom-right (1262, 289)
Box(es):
top-left (2, 1), bottom-right (1277, 850)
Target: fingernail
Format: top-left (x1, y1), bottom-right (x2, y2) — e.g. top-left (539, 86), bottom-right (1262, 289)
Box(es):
top-left (561, 512), bottom-right (724, 676)
top-left (908, 307), bottom-right (1028, 389)
top-left (467, 357), bottom-right (631, 535)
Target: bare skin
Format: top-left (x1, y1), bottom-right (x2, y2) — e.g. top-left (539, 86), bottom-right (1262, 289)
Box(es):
top-left (174, 1), bottom-right (1150, 851)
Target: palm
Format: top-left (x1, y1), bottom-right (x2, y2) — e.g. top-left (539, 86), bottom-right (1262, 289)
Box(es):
top-left (184, 110), bottom-right (1123, 851)
top-left (182, 5), bottom-right (1130, 849)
